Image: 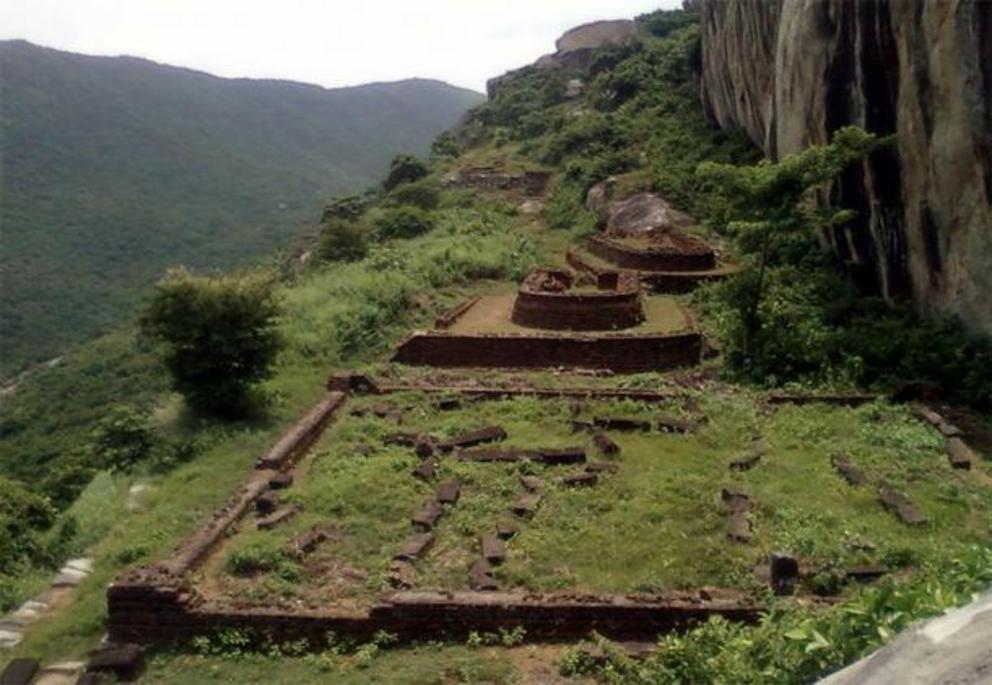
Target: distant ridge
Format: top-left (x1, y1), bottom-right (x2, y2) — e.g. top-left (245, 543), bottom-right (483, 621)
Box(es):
top-left (0, 40), bottom-right (483, 373)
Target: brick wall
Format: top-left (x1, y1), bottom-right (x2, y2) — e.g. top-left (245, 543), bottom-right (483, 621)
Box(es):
top-left (588, 236), bottom-right (716, 271)
top-left (393, 331), bottom-right (702, 372)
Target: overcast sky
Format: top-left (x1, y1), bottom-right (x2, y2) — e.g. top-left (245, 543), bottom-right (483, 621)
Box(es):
top-left (0, 0), bottom-right (680, 92)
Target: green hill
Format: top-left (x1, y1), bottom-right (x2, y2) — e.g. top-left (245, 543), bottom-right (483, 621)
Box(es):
top-left (0, 40), bottom-right (482, 373)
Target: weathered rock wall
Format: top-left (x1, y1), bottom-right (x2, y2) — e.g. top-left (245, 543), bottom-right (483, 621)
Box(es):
top-left (697, 0), bottom-right (992, 335)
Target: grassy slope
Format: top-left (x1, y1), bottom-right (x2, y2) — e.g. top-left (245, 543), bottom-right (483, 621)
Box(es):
top-left (0, 40), bottom-right (483, 372)
top-left (2, 12), bottom-right (990, 685)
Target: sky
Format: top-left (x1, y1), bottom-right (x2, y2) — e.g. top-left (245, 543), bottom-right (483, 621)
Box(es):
top-left (0, 0), bottom-right (680, 93)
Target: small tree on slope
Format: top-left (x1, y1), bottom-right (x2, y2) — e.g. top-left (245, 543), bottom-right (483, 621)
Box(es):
top-left (141, 267), bottom-right (282, 417)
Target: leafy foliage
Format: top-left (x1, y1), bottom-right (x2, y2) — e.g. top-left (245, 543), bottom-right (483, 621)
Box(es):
top-left (318, 218), bottom-right (369, 263)
top-left (372, 206), bottom-right (435, 241)
top-left (561, 545), bottom-right (992, 684)
top-left (141, 268), bottom-right (283, 416)
top-left (382, 154), bottom-right (430, 191)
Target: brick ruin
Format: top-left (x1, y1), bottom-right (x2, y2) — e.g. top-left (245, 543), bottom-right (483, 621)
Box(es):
top-left (510, 269), bottom-right (645, 331)
top-left (107, 380), bottom-right (764, 648)
top-left (106, 373), bottom-right (970, 650)
top-left (394, 266), bottom-right (702, 373)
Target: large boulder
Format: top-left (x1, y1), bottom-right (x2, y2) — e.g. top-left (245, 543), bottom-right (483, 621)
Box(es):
top-left (696, 0), bottom-right (992, 336)
top-left (555, 20), bottom-right (643, 53)
top-left (606, 193), bottom-right (696, 236)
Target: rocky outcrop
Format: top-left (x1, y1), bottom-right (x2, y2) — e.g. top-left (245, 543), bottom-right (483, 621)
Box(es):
top-left (488, 20), bottom-right (645, 99)
top-left (697, 0), bottom-right (992, 335)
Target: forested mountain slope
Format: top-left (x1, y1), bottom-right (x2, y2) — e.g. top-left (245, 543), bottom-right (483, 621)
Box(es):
top-left (0, 40), bottom-right (482, 372)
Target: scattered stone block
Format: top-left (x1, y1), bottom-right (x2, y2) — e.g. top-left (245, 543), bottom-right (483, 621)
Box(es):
top-left (35, 660), bottom-right (85, 685)
top-left (519, 475), bottom-right (543, 492)
top-left (412, 460), bottom-right (438, 481)
top-left (512, 493), bottom-right (542, 517)
top-left (939, 422), bottom-right (964, 438)
top-left (911, 403), bottom-right (944, 426)
top-left (287, 527), bottom-right (328, 559)
top-left (769, 552), bottom-right (799, 596)
top-left (12, 600), bottom-right (46, 621)
top-left (727, 513), bottom-right (751, 542)
top-left (496, 519), bottom-right (518, 540)
top-left (469, 559), bottom-right (498, 591)
top-left (386, 560), bottom-right (415, 589)
top-left (878, 487), bottom-right (925, 525)
top-left (592, 431), bottom-right (621, 455)
top-left (327, 372), bottom-right (378, 394)
top-left (86, 643), bottom-right (145, 682)
top-left (411, 500), bottom-right (444, 529)
top-left (51, 569), bottom-right (86, 588)
top-left (435, 479), bottom-right (461, 505)
top-left (481, 535), bottom-right (506, 564)
top-left (537, 447), bottom-right (586, 465)
top-left (729, 452), bottom-right (761, 472)
top-left (831, 454), bottom-right (866, 485)
top-left (846, 565), bottom-right (889, 582)
top-left (438, 425), bottom-right (507, 451)
top-left (594, 416), bottom-right (651, 432)
top-left (562, 473), bottom-right (598, 488)
top-left (65, 558), bottom-right (93, 574)
top-left (255, 491), bottom-right (280, 515)
top-left (585, 462), bottom-right (619, 474)
top-left (720, 487), bottom-right (750, 514)
top-left (257, 505), bottom-right (302, 530)
top-left (0, 627), bottom-right (23, 649)
top-left (76, 674), bottom-right (107, 685)
top-left (0, 658), bottom-right (39, 685)
top-left (460, 449), bottom-right (522, 463)
top-left (268, 472), bottom-right (294, 490)
top-left (571, 420), bottom-right (594, 433)
top-left (384, 432), bottom-right (421, 447)
top-left (437, 397), bottom-right (462, 411)
top-left (414, 435), bottom-right (438, 459)
top-left (393, 533), bottom-right (435, 562)
top-left (459, 447), bottom-right (585, 464)
top-left (657, 414), bottom-right (697, 434)
top-left (946, 437), bottom-right (975, 470)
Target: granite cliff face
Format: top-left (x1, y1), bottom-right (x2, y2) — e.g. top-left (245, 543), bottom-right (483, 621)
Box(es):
top-left (697, 0), bottom-right (992, 335)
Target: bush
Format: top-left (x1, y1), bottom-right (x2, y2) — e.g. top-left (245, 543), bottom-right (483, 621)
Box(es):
top-left (227, 542), bottom-right (299, 582)
top-left (141, 268), bottom-right (283, 417)
top-left (383, 154), bottom-right (429, 191)
top-left (89, 405), bottom-right (156, 472)
top-left (373, 206), bottom-right (435, 241)
top-left (386, 178), bottom-right (440, 210)
top-left (0, 476), bottom-right (56, 574)
top-left (430, 131), bottom-right (460, 159)
top-left (318, 218), bottom-right (368, 262)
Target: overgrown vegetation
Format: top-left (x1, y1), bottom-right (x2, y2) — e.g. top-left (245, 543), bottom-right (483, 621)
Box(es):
top-left (561, 545), bottom-right (992, 684)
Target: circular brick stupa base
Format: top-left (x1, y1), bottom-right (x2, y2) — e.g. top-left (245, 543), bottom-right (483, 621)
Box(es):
top-left (510, 269), bottom-right (645, 332)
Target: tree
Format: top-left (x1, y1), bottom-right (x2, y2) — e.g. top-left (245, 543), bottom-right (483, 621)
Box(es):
top-left (383, 154), bottom-right (429, 191)
top-left (696, 126), bottom-right (887, 371)
top-left (89, 405), bottom-right (156, 472)
top-left (141, 268), bottom-right (282, 417)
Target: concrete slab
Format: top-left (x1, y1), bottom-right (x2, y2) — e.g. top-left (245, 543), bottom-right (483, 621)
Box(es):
top-left (819, 590), bottom-right (992, 684)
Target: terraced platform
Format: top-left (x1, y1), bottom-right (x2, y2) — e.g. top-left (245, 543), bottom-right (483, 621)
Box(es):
top-left (567, 244), bottom-right (740, 294)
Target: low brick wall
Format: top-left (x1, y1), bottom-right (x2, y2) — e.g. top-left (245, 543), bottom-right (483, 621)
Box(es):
top-left (392, 331), bottom-right (702, 373)
top-left (511, 287), bottom-right (644, 331)
top-left (435, 298), bottom-right (480, 330)
top-left (588, 236), bottom-right (716, 272)
top-left (567, 247), bottom-right (732, 294)
top-left (256, 392), bottom-right (346, 470)
top-left (108, 580), bottom-right (760, 646)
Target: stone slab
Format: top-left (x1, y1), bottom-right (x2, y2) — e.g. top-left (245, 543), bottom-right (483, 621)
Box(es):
top-left (411, 500), bottom-right (444, 529)
top-left (256, 505), bottom-right (301, 530)
top-left (879, 487), bottom-right (925, 525)
top-left (0, 658), bottom-right (39, 685)
top-left (435, 480), bottom-right (461, 505)
top-left (481, 535), bottom-right (506, 564)
top-left (831, 454), bottom-right (867, 485)
top-left (947, 438), bottom-right (975, 470)
top-left (394, 533), bottom-right (435, 562)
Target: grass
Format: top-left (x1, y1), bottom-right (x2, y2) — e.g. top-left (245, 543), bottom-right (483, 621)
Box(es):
top-left (199, 394), bottom-right (992, 608)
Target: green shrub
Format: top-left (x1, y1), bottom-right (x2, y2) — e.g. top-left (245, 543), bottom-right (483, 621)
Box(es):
top-left (430, 131), bottom-right (460, 159)
top-left (227, 542), bottom-right (299, 582)
top-left (318, 218), bottom-right (368, 262)
top-left (89, 405), bottom-right (156, 472)
top-left (383, 154), bottom-right (429, 191)
top-left (141, 268), bottom-right (283, 417)
top-left (386, 178), bottom-right (440, 210)
top-left (373, 206), bottom-right (435, 241)
top-left (0, 476), bottom-right (56, 573)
